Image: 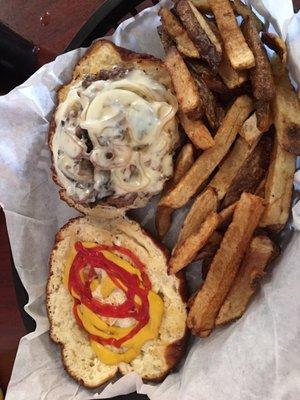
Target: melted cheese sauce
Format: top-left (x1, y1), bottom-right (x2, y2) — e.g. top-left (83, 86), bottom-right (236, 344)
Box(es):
top-left (52, 69), bottom-right (178, 203)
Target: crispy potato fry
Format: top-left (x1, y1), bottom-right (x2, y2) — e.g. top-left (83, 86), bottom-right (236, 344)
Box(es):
top-left (271, 59), bottom-right (300, 155)
top-left (223, 135), bottom-right (273, 207)
top-left (156, 144), bottom-right (194, 238)
top-left (218, 53), bottom-right (249, 89)
top-left (157, 25), bottom-right (173, 53)
top-left (177, 187), bottom-right (218, 246)
top-left (255, 178), bottom-right (266, 198)
top-left (209, 135), bottom-right (262, 201)
top-left (187, 193), bottom-right (265, 336)
top-left (195, 231), bottom-right (223, 261)
top-left (159, 8), bottom-right (200, 58)
top-left (191, 0), bottom-right (210, 11)
top-left (169, 212), bottom-right (219, 274)
top-left (159, 95), bottom-right (254, 209)
top-left (188, 59), bottom-right (229, 93)
top-left (259, 136), bottom-right (296, 232)
top-left (216, 235), bottom-right (279, 325)
top-left (218, 201), bottom-right (237, 230)
top-left (179, 112), bottom-right (214, 150)
top-left (255, 100), bottom-right (273, 135)
top-left (261, 32), bottom-right (287, 65)
top-left (240, 113), bottom-right (262, 146)
top-left (209, 0), bottom-right (255, 70)
top-left (175, 0), bottom-right (222, 70)
top-left (231, 0), bottom-right (264, 32)
top-left (165, 47), bottom-right (203, 119)
top-left (194, 76), bottom-right (225, 130)
top-left (242, 17), bottom-right (275, 101)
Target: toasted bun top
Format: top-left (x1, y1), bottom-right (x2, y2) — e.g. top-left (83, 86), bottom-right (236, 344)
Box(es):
top-left (49, 40), bottom-right (178, 218)
top-left (47, 216), bottom-right (187, 387)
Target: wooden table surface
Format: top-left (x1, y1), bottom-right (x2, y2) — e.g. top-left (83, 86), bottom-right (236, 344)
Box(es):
top-left (0, 0), bottom-right (299, 395)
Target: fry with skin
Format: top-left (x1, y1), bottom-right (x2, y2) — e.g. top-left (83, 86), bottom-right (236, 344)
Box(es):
top-left (179, 112), bottom-right (215, 150)
top-left (218, 53), bottom-right (249, 89)
top-left (159, 95), bottom-right (254, 209)
top-left (259, 137), bottom-right (295, 232)
top-left (165, 47), bottom-right (203, 119)
top-left (261, 32), bottom-right (287, 65)
top-left (271, 58), bottom-right (300, 155)
top-left (218, 202), bottom-right (237, 230)
top-left (256, 101), bottom-right (273, 133)
top-left (208, 0), bottom-right (255, 70)
top-left (216, 235), bottom-right (279, 326)
top-left (159, 8), bottom-right (200, 58)
top-left (188, 59), bottom-right (229, 93)
top-left (169, 212), bottom-right (219, 274)
top-left (231, 0), bottom-right (264, 32)
top-left (187, 193), bottom-right (265, 336)
top-left (156, 144), bottom-right (194, 238)
top-left (157, 26), bottom-right (173, 53)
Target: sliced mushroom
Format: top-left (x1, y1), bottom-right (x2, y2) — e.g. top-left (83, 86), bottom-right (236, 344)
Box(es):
top-left (58, 154), bottom-right (94, 183)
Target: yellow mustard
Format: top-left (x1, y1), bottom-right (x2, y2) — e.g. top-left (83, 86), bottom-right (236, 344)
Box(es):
top-left (65, 242), bottom-right (164, 365)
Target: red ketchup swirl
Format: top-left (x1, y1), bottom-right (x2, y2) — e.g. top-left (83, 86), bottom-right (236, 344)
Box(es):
top-left (68, 242), bottom-right (151, 348)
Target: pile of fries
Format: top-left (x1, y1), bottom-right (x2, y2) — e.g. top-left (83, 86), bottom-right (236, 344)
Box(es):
top-left (156, 0), bottom-right (299, 337)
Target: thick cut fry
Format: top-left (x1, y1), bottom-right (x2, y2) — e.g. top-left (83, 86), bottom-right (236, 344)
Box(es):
top-left (159, 95), bottom-right (254, 209)
top-left (209, 135), bottom-right (262, 201)
top-left (169, 212), bottom-right (219, 274)
top-left (194, 77), bottom-right (225, 130)
top-left (240, 113), bottom-right (262, 146)
top-left (223, 135), bottom-right (273, 207)
top-left (231, 0), bottom-right (264, 32)
top-left (255, 178), bottom-right (266, 198)
top-left (188, 60), bottom-right (229, 93)
top-left (175, 0), bottom-right (222, 70)
top-left (242, 18), bottom-right (275, 101)
top-left (218, 53), bottom-right (249, 89)
top-left (191, 0), bottom-right (210, 10)
top-left (218, 202), bottom-right (237, 230)
top-left (187, 193), bottom-right (265, 336)
top-left (157, 26), bottom-right (173, 53)
top-left (195, 231), bottom-right (223, 261)
top-left (256, 101), bottom-right (273, 133)
top-left (159, 8), bottom-right (200, 58)
top-left (262, 32), bottom-right (287, 65)
top-left (177, 187), bottom-right (218, 246)
top-left (259, 137), bottom-right (295, 232)
top-left (165, 47), bottom-right (203, 119)
top-left (209, 0), bottom-right (255, 70)
top-left (156, 144), bottom-right (194, 238)
top-left (216, 235), bottom-right (278, 326)
top-left (179, 112), bottom-right (215, 150)
top-left (271, 59), bottom-right (300, 155)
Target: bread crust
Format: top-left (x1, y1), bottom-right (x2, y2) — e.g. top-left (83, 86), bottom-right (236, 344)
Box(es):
top-left (48, 40), bottom-right (177, 218)
top-left (46, 216), bottom-right (187, 388)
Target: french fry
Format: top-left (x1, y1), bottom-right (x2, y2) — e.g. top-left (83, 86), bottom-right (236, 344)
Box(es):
top-left (271, 58), bottom-right (300, 155)
top-left (218, 53), bottom-right (249, 89)
top-left (165, 47), bottom-right (203, 119)
top-left (255, 178), bottom-right (266, 198)
top-left (159, 8), bottom-right (200, 58)
top-left (255, 100), bottom-right (273, 134)
top-left (169, 212), bottom-right (219, 274)
top-left (159, 95), bottom-right (254, 209)
top-left (188, 59), bottom-right (229, 93)
top-left (194, 76), bottom-right (225, 130)
top-left (242, 17), bottom-right (275, 101)
top-left (216, 235), bottom-right (279, 326)
top-left (223, 135), bottom-right (273, 207)
top-left (179, 112), bottom-right (215, 149)
top-left (261, 32), bottom-right (287, 65)
top-left (209, 135), bottom-right (262, 201)
top-left (157, 26), bottom-right (173, 53)
top-left (194, 231), bottom-right (223, 261)
top-left (218, 201), bottom-right (237, 230)
top-left (156, 144), bottom-right (194, 238)
top-left (175, 0), bottom-right (222, 70)
top-left (191, 0), bottom-right (210, 11)
top-left (231, 0), bottom-right (264, 32)
top-left (177, 187), bottom-right (218, 246)
top-left (259, 136), bottom-right (296, 232)
top-left (208, 0), bottom-right (255, 70)
top-left (187, 193), bottom-right (265, 336)
top-left (239, 113), bottom-right (261, 146)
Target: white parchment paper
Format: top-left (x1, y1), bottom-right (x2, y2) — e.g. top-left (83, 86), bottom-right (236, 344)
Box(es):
top-left (1, 1), bottom-right (300, 399)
